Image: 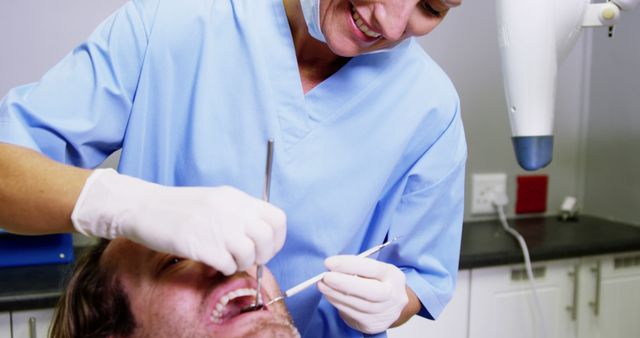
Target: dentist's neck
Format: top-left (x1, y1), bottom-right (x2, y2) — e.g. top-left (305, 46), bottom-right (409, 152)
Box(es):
top-left (283, 0), bottom-right (349, 93)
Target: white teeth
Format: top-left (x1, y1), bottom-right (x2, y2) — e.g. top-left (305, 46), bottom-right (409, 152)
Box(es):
top-left (351, 6), bottom-right (381, 38)
top-left (210, 288), bottom-right (257, 323)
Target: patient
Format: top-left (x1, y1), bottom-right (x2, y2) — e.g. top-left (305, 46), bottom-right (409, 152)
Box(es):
top-left (50, 238), bottom-right (300, 338)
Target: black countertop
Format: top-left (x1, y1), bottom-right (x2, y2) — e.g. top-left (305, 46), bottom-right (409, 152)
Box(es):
top-left (2, 215), bottom-right (640, 311)
top-left (459, 215), bottom-right (640, 269)
top-left (0, 263), bottom-right (69, 312)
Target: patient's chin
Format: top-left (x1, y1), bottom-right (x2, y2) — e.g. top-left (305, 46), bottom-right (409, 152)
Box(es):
top-left (211, 314), bottom-right (300, 338)
top-left (236, 317), bottom-right (301, 338)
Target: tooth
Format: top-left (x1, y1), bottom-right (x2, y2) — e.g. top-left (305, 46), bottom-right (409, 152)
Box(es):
top-left (221, 295), bottom-right (230, 304)
top-left (216, 303), bottom-right (225, 312)
top-left (354, 12), bottom-right (360, 20)
top-left (365, 30), bottom-right (379, 38)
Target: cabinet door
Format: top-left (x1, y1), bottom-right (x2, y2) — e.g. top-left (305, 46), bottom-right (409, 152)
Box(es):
top-left (0, 312), bottom-right (10, 338)
top-left (12, 309), bottom-right (54, 338)
top-left (579, 252), bottom-right (640, 338)
top-left (468, 259), bottom-right (579, 338)
top-left (388, 270), bottom-right (470, 338)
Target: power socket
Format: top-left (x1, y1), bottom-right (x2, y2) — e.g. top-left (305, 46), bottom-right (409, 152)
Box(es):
top-left (471, 173), bottom-right (507, 214)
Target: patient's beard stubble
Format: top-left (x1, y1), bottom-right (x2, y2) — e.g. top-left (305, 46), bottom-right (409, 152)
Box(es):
top-left (238, 316), bottom-right (301, 338)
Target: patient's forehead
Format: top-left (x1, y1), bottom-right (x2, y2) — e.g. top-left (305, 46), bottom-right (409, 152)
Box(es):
top-left (101, 238), bottom-right (155, 277)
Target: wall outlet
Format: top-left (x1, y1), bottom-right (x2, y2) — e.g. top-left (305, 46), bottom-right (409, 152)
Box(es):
top-left (471, 173), bottom-right (507, 214)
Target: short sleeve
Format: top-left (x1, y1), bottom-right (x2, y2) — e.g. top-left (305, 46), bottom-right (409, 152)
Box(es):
top-left (0, 0), bottom-right (151, 168)
top-left (379, 104), bottom-right (467, 320)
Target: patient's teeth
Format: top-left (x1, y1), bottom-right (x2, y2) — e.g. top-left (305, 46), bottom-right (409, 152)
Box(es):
top-left (210, 288), bottom-right (258, 324)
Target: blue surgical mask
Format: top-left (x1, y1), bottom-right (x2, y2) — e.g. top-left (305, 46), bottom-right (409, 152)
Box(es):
top-left (300, 0), bottom-right (326, 42)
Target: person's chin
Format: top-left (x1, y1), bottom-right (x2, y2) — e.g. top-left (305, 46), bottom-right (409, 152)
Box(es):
top-left (205, 310), bottom-right (298, 338)
top-left (227, 314), bottom-right (300, 338)
top-left (326, 37), bottom-right (367, 57)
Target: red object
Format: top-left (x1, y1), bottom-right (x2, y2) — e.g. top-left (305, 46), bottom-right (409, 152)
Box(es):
top-left (516, 175), bottom-right (548, 214)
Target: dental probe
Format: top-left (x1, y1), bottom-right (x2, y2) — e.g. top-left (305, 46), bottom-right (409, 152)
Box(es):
top-left (265, 237), bottom-right (401, 306)
top-left (254, 139), bottom-right (274, 309)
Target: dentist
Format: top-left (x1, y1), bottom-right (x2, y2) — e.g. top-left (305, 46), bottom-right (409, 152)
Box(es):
top-left (0, 0), bottom-right (464, 336)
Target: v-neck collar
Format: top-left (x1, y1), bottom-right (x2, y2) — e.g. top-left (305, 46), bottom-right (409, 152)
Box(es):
top-left (265, 0), bottom-right (405, 151)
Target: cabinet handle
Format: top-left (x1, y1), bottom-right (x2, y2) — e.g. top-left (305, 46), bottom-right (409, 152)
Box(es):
top-left (566, 264), bottom-right (580, 321)
top-left (589, 261), bottom-right (602, 316)
top-left (28, 317), bottom-right (36, 338)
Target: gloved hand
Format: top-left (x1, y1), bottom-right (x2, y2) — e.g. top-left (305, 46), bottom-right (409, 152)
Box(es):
top-left (318, 255), bottom-right (409, 334)
top-left (71, 168), bottom-right (286, 275)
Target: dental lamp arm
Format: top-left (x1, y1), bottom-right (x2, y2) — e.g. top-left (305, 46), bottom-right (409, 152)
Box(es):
top-left (497, 0), bottom-right (638, 171)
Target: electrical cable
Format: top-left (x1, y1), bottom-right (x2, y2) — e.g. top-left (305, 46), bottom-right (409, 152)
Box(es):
top-left (492, 194), bottom-right (547, 338)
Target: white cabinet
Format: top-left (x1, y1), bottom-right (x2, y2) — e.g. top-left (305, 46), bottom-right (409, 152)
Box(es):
top-left (0, 312), bottom-right (10, 338)
top-left (11, 308), bottom-right (54, 338)
top-left (388, 270), bottom-right (470, 338)
top-left (578, 252), bottom-right (640, 338)
top-left (468, 259), bottom-right (580, 338)
top-left (466, 252), bottom-right (640, 338)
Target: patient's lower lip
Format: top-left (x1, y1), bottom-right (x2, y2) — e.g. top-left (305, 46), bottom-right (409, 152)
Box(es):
top-left (208, 305), bottom-right (274, 332)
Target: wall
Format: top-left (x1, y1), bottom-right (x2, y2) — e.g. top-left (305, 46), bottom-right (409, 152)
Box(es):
top-left (418, 0), bottom-right (592, 221)
top-left (583, 8), bottom-right (640, 226)
top-left (0, 0), bottom-right (127, 95)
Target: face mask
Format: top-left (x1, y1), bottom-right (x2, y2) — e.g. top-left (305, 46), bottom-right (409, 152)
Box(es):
top-left (300, 0), bottom-right (326, 42)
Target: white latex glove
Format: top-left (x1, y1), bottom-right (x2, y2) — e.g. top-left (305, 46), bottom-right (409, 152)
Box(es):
top-left (318, 255), bottom-right (409, 334)
top-left (71, 168), bottom-right (286, 275)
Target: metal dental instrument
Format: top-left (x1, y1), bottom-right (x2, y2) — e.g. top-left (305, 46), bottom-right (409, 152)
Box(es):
top-left (265, 237), bottom-right (401, 307)
top-left (254, 139), bottom-right (274, 310)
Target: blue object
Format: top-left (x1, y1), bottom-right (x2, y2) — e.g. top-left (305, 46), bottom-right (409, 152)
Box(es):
top-left (512, 136), bottom-right (554, 171)
top-left (0, 1), bottom-right (466, 336)
top-left (0, 233), bottom-right (74, 268)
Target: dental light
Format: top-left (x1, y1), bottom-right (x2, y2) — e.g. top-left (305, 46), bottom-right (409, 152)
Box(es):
top-left (496, 0), bottom-right (638, 171)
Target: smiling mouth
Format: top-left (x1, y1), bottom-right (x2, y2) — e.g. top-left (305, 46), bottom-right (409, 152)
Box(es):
top-left (210, 288), bottom-right (264, 324)
top-left (350, 5), bottom-right (381, 39)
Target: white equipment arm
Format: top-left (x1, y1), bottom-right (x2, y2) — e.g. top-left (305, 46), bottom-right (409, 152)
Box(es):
top-left (496, 0), bottom-right (638, 171)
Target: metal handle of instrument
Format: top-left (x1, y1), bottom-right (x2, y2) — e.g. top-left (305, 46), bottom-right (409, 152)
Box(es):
top-left (588, 261), bottom-right (602, 316)
top-left (566, 264), bottom-right (579, 321)
top-left (254, 139), bottom-right (274, 308)
top-left (28, 317), bottom-right (37, 338)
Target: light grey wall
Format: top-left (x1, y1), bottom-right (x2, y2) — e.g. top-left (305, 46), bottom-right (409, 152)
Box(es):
top-left (418, 0), bottom-right (592, 221)
top-left (583, 8), bottom-right (640, 226)
top-left (0, 0), bottom-right (127, 95)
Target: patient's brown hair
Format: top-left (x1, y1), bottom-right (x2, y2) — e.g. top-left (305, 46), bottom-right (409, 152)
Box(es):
top-left (50, 239), bottom-right (136, 338)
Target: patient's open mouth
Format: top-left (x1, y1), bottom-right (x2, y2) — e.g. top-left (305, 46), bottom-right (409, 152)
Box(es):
top-left (210, 288), bottom-right (263, 324)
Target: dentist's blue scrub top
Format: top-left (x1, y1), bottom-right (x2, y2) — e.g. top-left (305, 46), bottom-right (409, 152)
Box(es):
top-left (0, 0), bottom-right (466, 336)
